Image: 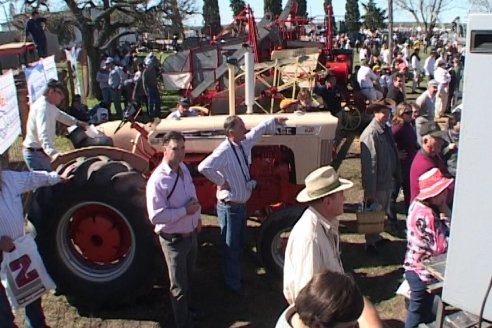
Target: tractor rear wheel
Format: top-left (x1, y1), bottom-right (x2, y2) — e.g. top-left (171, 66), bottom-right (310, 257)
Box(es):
top-left (31, 156), bottom-right (163, 309)
top-left (257, 206), bottom-right (306, 277)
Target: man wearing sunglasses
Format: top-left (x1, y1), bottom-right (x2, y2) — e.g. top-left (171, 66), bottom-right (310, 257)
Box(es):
top-left (23, 79), bottom-right (89, 171)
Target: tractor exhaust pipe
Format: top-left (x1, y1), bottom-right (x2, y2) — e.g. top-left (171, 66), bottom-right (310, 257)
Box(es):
top-left (227, 61), bottom-right (236, 115)
top-left (244, 44), bottom-right (255, 114)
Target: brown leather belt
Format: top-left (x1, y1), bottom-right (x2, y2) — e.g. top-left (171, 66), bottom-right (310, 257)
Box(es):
top-left (159, 230), bottom-right (195, 241)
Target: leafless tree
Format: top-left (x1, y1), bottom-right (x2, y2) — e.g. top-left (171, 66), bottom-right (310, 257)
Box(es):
top-left (394, 0), bottom-right (453, 38)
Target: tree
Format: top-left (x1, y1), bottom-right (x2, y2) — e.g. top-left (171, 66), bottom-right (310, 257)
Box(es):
top-left (394, 0), bottom-right (453, 38)
top-left (264, 0), bottom-right (282, 17)
top-left (22, 0), bottom-right (196, 98)
top-left (361, 0), bottom-right (386, 32)
top-left (46, 12), bottom-right (77, 45)
top-left (203, 0), bottom-right (221, 36)
top-left (345, 0), bottom-right (362, 33)
top-left (230, 0), bottom-right (246, 16)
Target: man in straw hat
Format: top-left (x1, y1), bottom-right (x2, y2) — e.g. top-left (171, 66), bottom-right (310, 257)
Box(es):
top-left (283, 165), bottom-right (383, 328)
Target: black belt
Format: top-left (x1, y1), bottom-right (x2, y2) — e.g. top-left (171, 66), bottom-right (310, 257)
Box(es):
top-left (159, 230), bottom-right (195, 241)
top-left (25, 147), bottom-right (45, 152)
top-left (218, 200), bottom-right (245, 207)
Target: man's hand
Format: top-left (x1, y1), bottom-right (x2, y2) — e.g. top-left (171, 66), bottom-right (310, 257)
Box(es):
top-left (398, 149), bottom-right (408, 160)
top-left (196, 220), bottom-right (202, 233)
top-left (51, 152), bottom-right (62, 162)
top-left (185, 198), bottom-right (201, 215)
top-left (275, 117), bottom-right (288, 125)
top-left (59, 166), bottom-right (76, 182)
top-left (0, 236), bottom-right (15, 252)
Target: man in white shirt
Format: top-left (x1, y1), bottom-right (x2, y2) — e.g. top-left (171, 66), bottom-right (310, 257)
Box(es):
top-left (23, 79), bottom-right (88, 171)
top-left (198, 115), bottom-right (287, 294)
top-left (357, 60), bottom-right (382, 101)
top-left (433, 62), bottom-right (451, 118)
top-left (283, 165), bottom-right (383, 328)
top-left (0, 151), bottom-right (72, 327)
top-left (424, 51), bottom-right (437, 80)
top-left (416, 80), bottom-right (439, 122)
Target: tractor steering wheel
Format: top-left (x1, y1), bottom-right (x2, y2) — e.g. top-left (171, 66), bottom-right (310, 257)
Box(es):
top-left (114, 104), bottom-right (142, 134)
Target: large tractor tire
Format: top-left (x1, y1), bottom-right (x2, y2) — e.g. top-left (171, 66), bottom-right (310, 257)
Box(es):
top-left (30, 156), bottom-right (163, 309)
top-left (257, 206), bottom-right (306, 277)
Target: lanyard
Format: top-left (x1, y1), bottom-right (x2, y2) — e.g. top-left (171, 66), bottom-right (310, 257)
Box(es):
top-left (228, 140), bottom-right (250, 183)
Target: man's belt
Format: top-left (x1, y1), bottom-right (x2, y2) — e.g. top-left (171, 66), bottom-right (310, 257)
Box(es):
top-left (24, 147), bottom-right (45, 152)
top-left (218, 200), bottom-right (245, 207)
top-left (159, 230), bottom-right (195, 241)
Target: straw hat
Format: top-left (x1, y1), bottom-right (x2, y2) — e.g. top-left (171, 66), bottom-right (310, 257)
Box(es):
top-left (297, 166), bottom-right (353, 203)
top-left (416, 168), bottom-right (454, 201)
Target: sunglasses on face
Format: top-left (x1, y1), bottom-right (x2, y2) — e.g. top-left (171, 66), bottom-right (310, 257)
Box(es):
top-left (403, 111), bottom-right (412, 115)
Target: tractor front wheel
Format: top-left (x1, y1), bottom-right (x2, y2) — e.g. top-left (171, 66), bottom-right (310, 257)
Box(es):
top-left (31, 156), bottom-right (163, 309)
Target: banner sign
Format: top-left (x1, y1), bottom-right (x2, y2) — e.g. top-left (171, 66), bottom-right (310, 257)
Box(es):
top-left (0, 71), bottom-right (21, 155)
top-left (24, 55), bottom-right (58, 104)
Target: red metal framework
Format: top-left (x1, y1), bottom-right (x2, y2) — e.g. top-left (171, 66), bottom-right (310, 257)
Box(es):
top-left (233, 5), bottom-right (260, 63)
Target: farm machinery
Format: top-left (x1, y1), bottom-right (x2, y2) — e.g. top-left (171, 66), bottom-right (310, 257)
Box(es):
top-left (161, 0), bottom-right (355, 116)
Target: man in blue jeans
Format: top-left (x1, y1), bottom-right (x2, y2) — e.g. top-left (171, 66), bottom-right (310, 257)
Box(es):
top-left (198, 115), bottom-right (287, 294)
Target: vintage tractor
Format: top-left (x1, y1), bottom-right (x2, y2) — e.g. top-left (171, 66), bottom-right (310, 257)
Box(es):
top-left (29, 110), bottom-right (338, 309)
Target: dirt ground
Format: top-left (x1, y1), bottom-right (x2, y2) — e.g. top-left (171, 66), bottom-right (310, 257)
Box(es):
top-left (13, 133), bottom-right (408, 328)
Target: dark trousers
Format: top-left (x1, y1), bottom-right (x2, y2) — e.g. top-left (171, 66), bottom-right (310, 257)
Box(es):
top-left (160, 232), bottom-right (198, 328)
top-left (405, 270), bottom-right (436, 328)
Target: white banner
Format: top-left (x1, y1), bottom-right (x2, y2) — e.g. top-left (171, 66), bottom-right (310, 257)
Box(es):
top-left (0, 71), bottom-right (21, 155)
top-left (24, 56), bottom-right (59, 105)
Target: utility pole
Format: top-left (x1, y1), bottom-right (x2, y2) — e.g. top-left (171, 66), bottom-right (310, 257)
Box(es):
top-left (388, 0), bottom-right (393, 64)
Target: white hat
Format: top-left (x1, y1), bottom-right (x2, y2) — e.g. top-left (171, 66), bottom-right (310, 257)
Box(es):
top-left (296, 166), bottom-right (353, 203)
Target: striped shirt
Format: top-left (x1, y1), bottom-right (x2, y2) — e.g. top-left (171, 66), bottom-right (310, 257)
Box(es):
top-left (146, 161), bottom-right (201, 234)
top-left (0, 170), bottom-right (61, 239)
top-left (198, 118), bottom-right (277, 204)
top-left (23, 95), bottom-right (78, 157)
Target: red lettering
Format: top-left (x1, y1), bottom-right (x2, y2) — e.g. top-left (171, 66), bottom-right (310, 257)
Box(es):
top-left (9, 255), bottom-right (40, 288)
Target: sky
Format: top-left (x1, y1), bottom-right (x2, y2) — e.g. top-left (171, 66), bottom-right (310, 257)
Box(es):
top-left (1, 0), bottom-right (471, 28)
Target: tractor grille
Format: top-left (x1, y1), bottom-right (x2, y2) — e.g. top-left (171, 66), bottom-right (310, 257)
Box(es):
top-left (320, 139), bottom-right (333, 166)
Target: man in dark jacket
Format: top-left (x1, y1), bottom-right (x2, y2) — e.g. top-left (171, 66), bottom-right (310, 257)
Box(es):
top-left (25, 9), bottom-right (47, 57)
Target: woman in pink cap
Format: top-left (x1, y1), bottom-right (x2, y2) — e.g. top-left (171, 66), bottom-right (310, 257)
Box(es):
top-left (403, 168), bottom-right (453, 328)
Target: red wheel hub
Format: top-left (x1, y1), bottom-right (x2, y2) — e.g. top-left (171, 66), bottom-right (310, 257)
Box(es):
top-left (69, 204), bottom-right (132, 263)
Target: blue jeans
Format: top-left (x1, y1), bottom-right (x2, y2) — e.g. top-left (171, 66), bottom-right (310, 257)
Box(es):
top-left (405, 270), bottom-right (436, 328)
top-left (101, 87), bottom-right (111, 107)
top-left (160, 232), bottom-right (197, 328)
top-left (22, 148), bottom-right (52, 172)
top-left (147, 87), bottom-right (161, 118)
top-left (0, 253), bottom-right (47, 328)
top-left (216, 202), bottom-right (247, 291)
